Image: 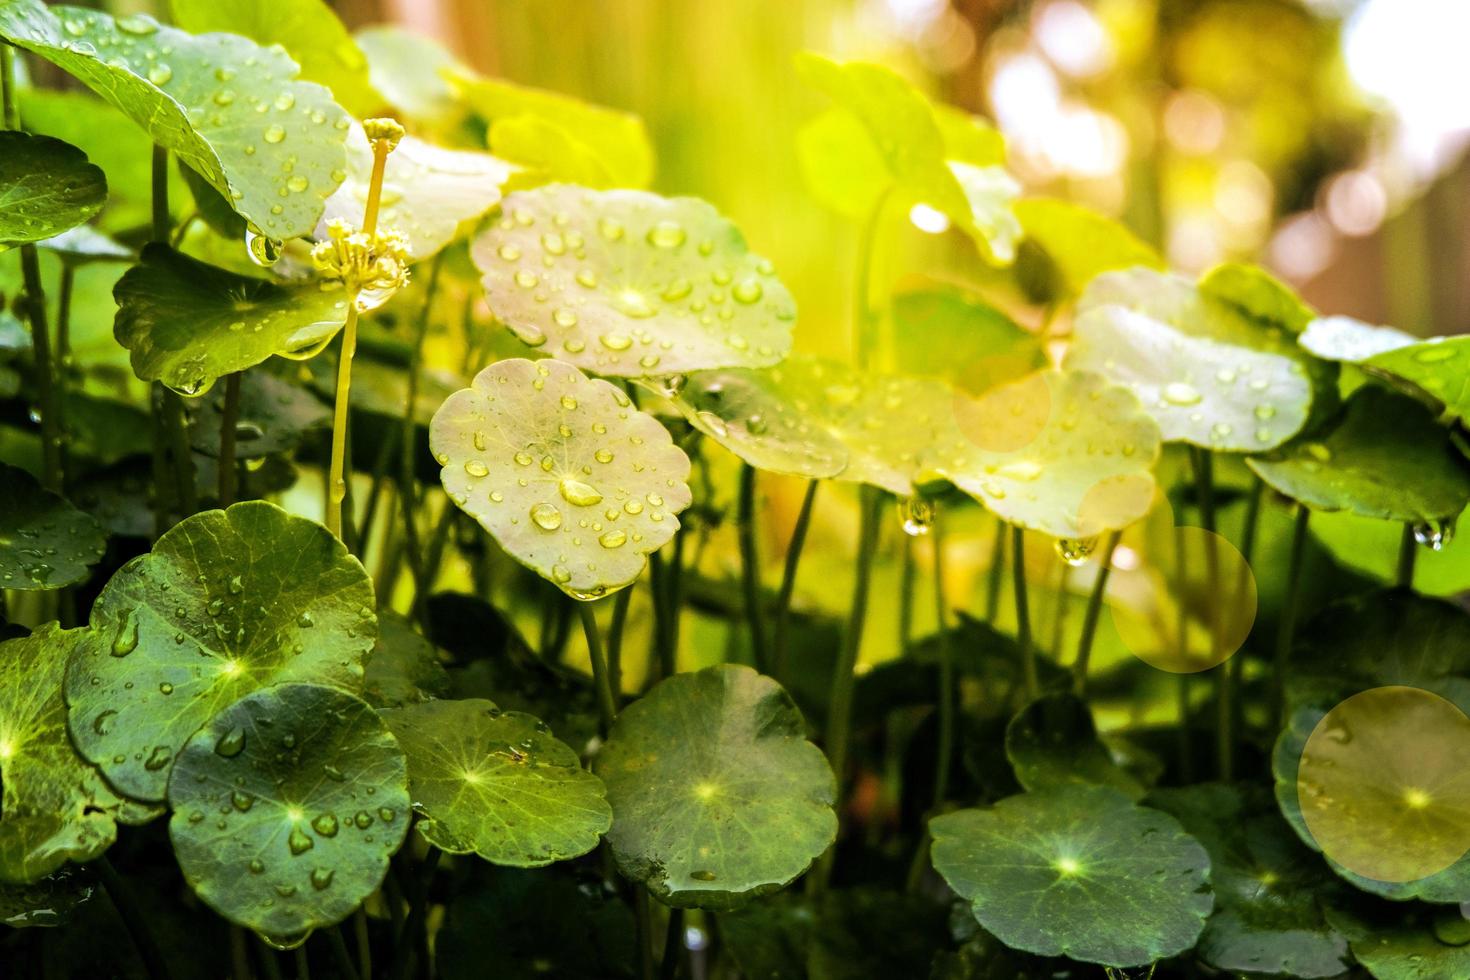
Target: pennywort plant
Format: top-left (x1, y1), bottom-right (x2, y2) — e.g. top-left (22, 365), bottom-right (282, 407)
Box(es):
top-left (1, 2), bottom-right (1469, 978)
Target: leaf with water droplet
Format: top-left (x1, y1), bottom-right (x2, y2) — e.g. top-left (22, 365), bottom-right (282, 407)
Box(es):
top-left (317, 122), bottom-right (515, 261)
top-left (930, 785), bottom-right (1213, 967)
top-left (430, 358), bottom-right (691, 598)
top-left (0, 625), bottom-right (159, 884)
top-left (66, 501), bottom-right (376, 802)
top-left (0, 866), bottom-right (95, 928)
top-left (1065, 268), bottom-right (1329, 451)
top-left (474, 185), bottom-right (796, 376)
top-left (170, 0), bottom-right (384, 118)
top-left (1248, 386), bottom-right (1470, 525)
top-left (0, 1), bottom-right (349, 241)
top-left (447, 70), bottom-right (654, 189)
top-left (1012, 197), bottom-right (1164, 300)
top-left (380, 699), bottom-right (610, 866)
top-left (189, 370), bottom-right (331, 461)
top-left (1298, 314), bottom-right (1418, 364)
top-left (1148, 783), bottom-right (1352, 978)
top-left (596, 665), bottom-right (836, 909)
top-left (1364, 335), bottom-right (1470, 431)
top-left (1321, 893), bottom-right (1470, 979)
top-left (0, 463), bottom-right (106, 593)
top-left (794, 53), bottom-right (1019, 264)
top-left (0, 132), bottom-right (106, 247)
top-left (361, 609), bottom-right (449, 709)
top-left (114, 245), bottom-right (355, 396)
top-left (933, 370), bottom-right (1162, 539)
top-left (167, 683), bottom-right (408, 938)
top-left (1005, 692), bottom-right (1148, 801)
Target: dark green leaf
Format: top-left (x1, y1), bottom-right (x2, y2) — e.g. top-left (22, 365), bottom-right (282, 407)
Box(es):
top-left (361, 609), bottom-right (449, 708)
top-left (0, 462), bottom-right (106, 592)
top-left (0, 132), bottom-right (106, 247)
top-left (1004, 692), bottom-right (1146, 800)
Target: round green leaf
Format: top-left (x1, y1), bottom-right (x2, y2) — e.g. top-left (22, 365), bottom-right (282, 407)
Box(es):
top-left (318, 123), bottom-right (514, 261)
top-left (0, 625), bottom-right (142, 883)
top-left (889, 283), bottom-right (1045, 395)
top-left (430, 357), bottom-right (692, 598)
top-left (1300, 315), bottom-right (1417, 364)
top-left (932, 370), bottom-right (1162, 538)
top-left (1004, 692), bottom-right (1146, 800)
top-left (1365, 336), bottom-right (1470, 430)
top-left (380, 698), bottom-right (610, 866)
top-left (0, 1), bottom-right (350, 242)
top-left (671, 367), bottom-right (849, 479)
top-left (1247, 386), bottom-right (1470, 525)
top-left (929, 785), bottom-right (1213, 967)
top-left (0, 132), bottom-right (106, 247)
top-left (169, 0), bottom-right (383, 118)
top-left (114, 244), bottom-right (353, 395)
top-left (361, 609), bottom-right (449, 709)
top-left (1324, 899), bottom-right (1470, 980)
top-left (66, 501), bottom-right (376, 802)
top-left (1199, 262), bottom-right (1316, 334)
top-left (355, 26), bottom-right (461, 127)
top-left (1150, 783), bottom-right (1352, 979)
top-left (0, 462), bottom-right (106, 592)
top-left (596, 664), bottom-right (836, 909)
top-left (1012, 197), bottom-right (1163, 297)
top-left (473, 185), bottom-right (795, 377)
top-left (167, 682), bottom-right (408, 941)
top-left (1066, 268), bottom-right (1320, 451)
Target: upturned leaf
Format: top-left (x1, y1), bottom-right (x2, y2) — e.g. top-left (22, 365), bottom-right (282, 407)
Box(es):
top-left (66, 501), bottom-right (376, 802)
top-left (1012, 197), bottom-right (1164, 297)
top-left (473, 184), bottom-right (796, 376)
top-left (318, 123), bottom-right (515, 260)
top-left (888, 283), bottom-right (1045, 394)
top-left (0, 1), bottom-right (350, 241)
top-left (0, 132), bottom-right (106, 248)
top-left (355, 26), bottom-right (461, 127)
top-left (0, 463), bottom-right (106, 592)
top-left (0, 625), bottom-right (151, 884)
top-left (929, 785), bottom-right (1213, 967)
top-left (169, 0), bottom-right (384, 118)
top-left (1199, 262), bottom-right (1316, 334)
top-left (113, 244), bottom-right (354, 395)
top-left (1365, 336), bottom-right (1470, 430)
top-left (1005, 692), bottom-right (1146, 800)
top-left (430, 357), bottom-right (692, 598)
top-left (1066, 268), bottom-right (1324, 451)
top-left (380, 698), bottom-right (610, 866)
top-left (1299, 314), bottom-right (1417, 363)
top-left (596, 665), bottom-right (837, 909)
top-left (167, 682), bottom-right (409, 942)
top-left (1248, 386), bottom-right (1470, 525)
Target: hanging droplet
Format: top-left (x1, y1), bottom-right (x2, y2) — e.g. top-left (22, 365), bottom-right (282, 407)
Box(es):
top-left (1054, 536), bottom-right (1099, 566)
top-left (1413, 521), bottom-right (1454, 552)
top-left (111, 612), bottom-right (140, 657)
top-left (898, 497), bottom-right (934, 537)
top-left (245, 225), bottom-right (283, 267)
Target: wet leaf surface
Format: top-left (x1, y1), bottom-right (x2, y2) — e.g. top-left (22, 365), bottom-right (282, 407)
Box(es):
top-left (0, 132), bottom-right (106, 247)
top-left (0, 462), bottom-right (107, 592)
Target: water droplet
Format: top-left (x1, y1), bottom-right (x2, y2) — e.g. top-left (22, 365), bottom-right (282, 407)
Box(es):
top-left (560, 394), bottom-right (578, 410)
top-left (647, 220), bottom-right (686, 248)
top-left (311, 814), bottom-right (339, 837)
top-left (599, 530), bottom-right (627, 549)
top-left (245, 226), bottom-right (283, 267)
top-left (144, 745), bottom-right (173, 771)
top-left (732, 279), bottom-right (763, 304)
top-left (689, 869), bottom-right (718, 882)
top-left (898, 497), bottom-right (934, 537)
top-left (147, 63), bottom-right (172, 86)
top-left (215, 727), bottom-right (246, 757)
top-left (111, 612), bottom-right (140, 657)
top-left (263, 125), bottom-right (286, 144)
top-left (600, 332), bottom-right (633, 350)
top-left (310, 868), bottom-right (334, 890)
top-left (613, 289), bottom-right (656, 319)
top-left (1162, 382), bottom-right (1202, 407)
top-left (1055, 536), bottom-right (1099, 566)
top-left (598, 218), bottom-right (624, 241)
top-left (559, 478), bottom-right (603, 507)
top-left (232, 791), bottom-right (254, 812)
top-left (464, 460), bottom-right (489, 478)
top-left (530, 503), bottom-right (563, 531)
top-left (288, 828), bottom-right (314, 855)
top-left (1413, 345), bottom-right (1456, 364)
top-left (1413, 521), bottom-right (1454, 551)
top-left (594, 449), bottom-right (614, 464)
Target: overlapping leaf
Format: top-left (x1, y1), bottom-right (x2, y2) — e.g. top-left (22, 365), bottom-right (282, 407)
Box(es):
top-left (167, 683), bottom-right (409, 942)
top-left (1299, 315), bottom-right (1417, 363)
top-left (66, 501), bottom-right (376, 802)
top-left (597, 665), bottom-right (836, 909)
top-left (0, 1), bottom-right (350, 241)
top-left (430, 357), bottom-right (692, 598)
top-left (1365, 336), bottom-right (1470, 429)
top-left (381, 699), bottom-right (610, 866)
top-left (0, 463), bottom-right (106, 592)
top-left (0, 132), bottom-right (106, 248)
top-left (473, 185), bottom-right (795, 376)
top-left (930, 785), bottom-right (1213, 967)
top-left (113, 245), bottom-right (354, 395)
top-left (1012, 197), bottom-right (1164, 297)
top-left (1005, 693), bottom-right (1146, 800)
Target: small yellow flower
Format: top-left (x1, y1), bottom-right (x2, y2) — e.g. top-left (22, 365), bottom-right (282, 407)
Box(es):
top-left (362, 117), bottom-right (406, 154)
top-left (311, 218), bottom-right (412, 297)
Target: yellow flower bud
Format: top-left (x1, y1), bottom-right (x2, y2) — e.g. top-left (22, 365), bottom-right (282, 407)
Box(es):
top-left (362, 117), bottom-right (405, 153)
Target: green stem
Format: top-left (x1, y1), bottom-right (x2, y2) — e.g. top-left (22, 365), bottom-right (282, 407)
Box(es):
top-left (633, 887), bottom-right (656, 980)
top-left (293, 947), bottom-right (310, 980)
top-left (771, 479), bottom-right (818, 683)
top-left (230, 927), bottom-right (253, 980)
top-left (217, 372), bottom-right (241, 507)
top-left (1230, 475), bottom-right (1265, 737)
top-left (1, 45), bottom-right (17, 130)
top-left (578, 601), bottom-right (618, 735)
top-left (898, 533), bottom-right (915, 656)
top-left (326, 925), bottom-right (360, 980)
top-left (1397, 522), bottom-right (1417, 589)
top-left (1072, 530), bottom-right (1121, 697)
top-left (95, 855), bottom-right (174, 980)
top-left (255, 940), bottom-right (285, 980)
top-left (1274, 506), bottom-right (1311, 729)
top-left (811, 486), bottom-right (881, 895)
top-left (54, 264), bottom-right (73, 485)
top-left (1191, 448), bottom-right (1230, 779)
top-left (151, 145), bottom-right (169, 244)
top-left (1013, 525), bottom-right (1036, 699)
top-left (163, 388), bottom-right (197, 516)
top-left (388, 846), bottom-right (441, 980)
top-left (648, 552), bottom-right (671, 681)
top-left (326, 305), bottom-right (359, 540)
top-left (852, 187), bottom-right (892, 370)
top-left (659, 906), bottom-right (685, 980)
top-left (985, 517), bottom-right (1005, 622)
top-left (736, 464), bottom-right (770, 672)
top-left (607, 586), bottom-right (632, 700)
top-left (353, 909), bottom-right (372, 980)
top-left (19, 245), bottom-right (61, 492)
top-left (931, 507), bottom-right (954, 807)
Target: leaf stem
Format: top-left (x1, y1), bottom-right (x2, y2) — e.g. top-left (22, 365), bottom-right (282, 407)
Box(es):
top-left (898, 533), bottom-right (915, 656)
top-left (852, 187), bottom-right (892, 370)
top-left (1397, 522), bottom-right (1417, 589)
top-left (326, 924), bottom-right (361, 980)
top-left (217, 372), bottom-right (241, 507)
top-left (163, 388), bottom-right (197, 516)
top-left (1012, 525), bottom-right (1036, 699)
top-left (811, 485), bottom-right (882, 895)
top-left (632, 887), bottom-right (656, 980)
top-left (94, 854), bottom-right (174, 980)
top-left (1274, 505), bottom-right (1311, 729)
top-left (985, 517), bottom-right (1005, 622)
top-left (1230, 475), bottom-right (1265, 742)
top-left (931, 506), bottom-right (954, 807)
top-left (151, 145), bottom-right (169, 244)
top-left (659, 906), bottom-right (685, 980)
top-left (771, 478), bottom-right (818, 683)
top-left (1190, 447), bottom-right (1230, 779)
top-left (607, 585), bottom-right (631, 700)
top-left (1072, 530), bottom-right (1121, 697)
top-left (736, 463), bottom-right (769, 672)
top-left (388, 846), bottom-right (441, 980)
top-left (18, 244), bottom-right (61, 492)
top-left (0, 45), bottom-right (17, 130)
top-left (578, 600), bottom-right (619, 735)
